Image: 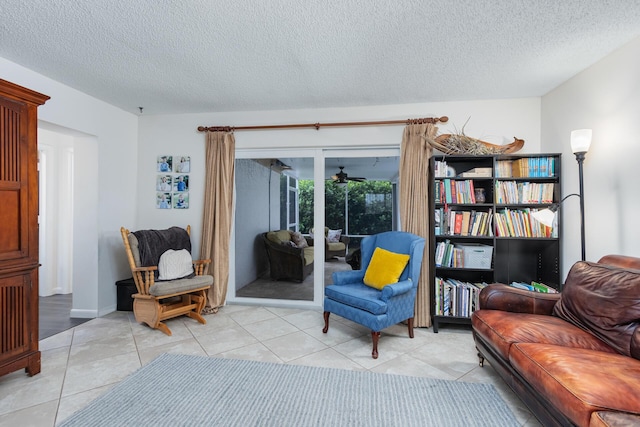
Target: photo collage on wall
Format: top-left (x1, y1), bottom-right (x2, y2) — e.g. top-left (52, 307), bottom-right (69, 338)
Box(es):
top-left (156, 155), bottom-right (190, 209)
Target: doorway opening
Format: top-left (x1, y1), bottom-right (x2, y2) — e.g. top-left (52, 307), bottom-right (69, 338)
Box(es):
top-left (37, 125), bottom-right (96, 339)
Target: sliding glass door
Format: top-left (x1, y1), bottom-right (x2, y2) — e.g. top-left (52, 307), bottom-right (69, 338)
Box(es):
top-left (229, 148), bottom-right (399, 309)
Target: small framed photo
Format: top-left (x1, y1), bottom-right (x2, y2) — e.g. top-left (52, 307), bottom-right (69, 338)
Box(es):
top-left (174, 175), bottom-right (189, 192)
top-left (156, 192), bottom-right (172, 209)
top-left (175, 156), bottom-right (191, 173)
top-left (173, 192), bottom-right (189, 209)
top-left (157, 155), bottom-right (172, 172)
top-left (156, 175), bottom-right (172, 192)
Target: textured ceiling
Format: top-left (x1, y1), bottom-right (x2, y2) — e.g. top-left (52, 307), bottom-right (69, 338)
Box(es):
top-left (2, 1), bottom-right (640, 115)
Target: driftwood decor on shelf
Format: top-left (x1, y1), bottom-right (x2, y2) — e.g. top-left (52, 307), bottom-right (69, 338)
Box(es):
top-left (426, 134), bottom-right (525, 155)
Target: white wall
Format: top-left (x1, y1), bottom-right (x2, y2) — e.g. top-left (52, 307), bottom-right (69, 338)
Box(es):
top-left (234, 159), bottom-right (277, 288)
top-left (2, 56), bottom-right (139, 317)
top-left (38, 129), bottom-right (75, 296)
top-left (541, 36), bottom-right (640, 277)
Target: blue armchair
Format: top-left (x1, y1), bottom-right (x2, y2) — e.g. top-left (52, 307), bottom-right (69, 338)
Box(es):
top-left (322, 231), bottom-right (426, 359)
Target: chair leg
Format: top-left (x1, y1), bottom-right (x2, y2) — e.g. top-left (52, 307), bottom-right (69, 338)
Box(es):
top-left (322, 311), bottom-right (330, 333)
top-left (371, 331), bottom-right (380, 359)
top-left (407, 317), bottom-right (414, 338)
top-left (186, 291), bottom-right (207, 325)
top-left (156, 322), bottom-right (172, 336)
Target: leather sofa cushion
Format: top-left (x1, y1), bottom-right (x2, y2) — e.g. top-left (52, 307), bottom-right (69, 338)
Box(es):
top-left (510, 343), bottom-right (640, 427)
top-left (554, 261), bottom-right (640, 358)
top-left (472, 310), bottom-right (616, 360)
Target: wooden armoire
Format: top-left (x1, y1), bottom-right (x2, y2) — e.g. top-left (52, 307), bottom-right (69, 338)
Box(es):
top-left (0, 79), bottom-right (49, 377)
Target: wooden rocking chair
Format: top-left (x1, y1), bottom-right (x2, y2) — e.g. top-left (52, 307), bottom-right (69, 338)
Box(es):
top-left (120, 226), bottom-right (213, 335)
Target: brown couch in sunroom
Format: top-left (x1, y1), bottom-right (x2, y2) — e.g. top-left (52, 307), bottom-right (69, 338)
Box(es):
top-left (261, 230), bottom-right (314, 282)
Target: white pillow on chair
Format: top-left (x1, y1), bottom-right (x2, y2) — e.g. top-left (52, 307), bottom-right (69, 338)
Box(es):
top-left (158, 249), bottom-right (194, 280)
top-left (327, 229), bottom-right (342, 243)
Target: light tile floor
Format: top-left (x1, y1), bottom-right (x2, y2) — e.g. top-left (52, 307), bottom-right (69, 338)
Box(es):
top-left (0, 304), bottom-right (542, 427)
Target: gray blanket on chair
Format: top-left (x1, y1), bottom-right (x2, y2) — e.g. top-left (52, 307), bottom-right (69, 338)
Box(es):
top-left (133, 227), bottom-right (192, 279)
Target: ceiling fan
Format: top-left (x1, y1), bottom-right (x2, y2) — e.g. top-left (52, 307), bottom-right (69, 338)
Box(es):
top-left (332, 166), bottom-right (366, 184)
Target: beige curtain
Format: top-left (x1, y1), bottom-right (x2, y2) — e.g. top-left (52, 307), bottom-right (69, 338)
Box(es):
top-left (200, 131), bottom-right (235, 312)
top-left (399, 123), bottom-right (437, 327)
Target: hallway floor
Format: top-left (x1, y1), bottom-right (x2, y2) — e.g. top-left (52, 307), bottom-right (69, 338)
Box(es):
top-left (38, 294), bottom-right (90, 340)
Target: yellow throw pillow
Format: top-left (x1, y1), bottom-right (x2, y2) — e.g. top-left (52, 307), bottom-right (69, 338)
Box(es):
top-left (364, 247), bottom-right (410, 290)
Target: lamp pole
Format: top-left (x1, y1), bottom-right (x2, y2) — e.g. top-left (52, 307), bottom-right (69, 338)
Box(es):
top-left (570, 129), bottom-right (591, 262)
top-left (574, 151), bottom-right (587, 261)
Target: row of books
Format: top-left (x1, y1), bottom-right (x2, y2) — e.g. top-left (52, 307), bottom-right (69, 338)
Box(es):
top-left (434, 240), bottom-right (461, 268)
top-left (434, 160), bottom-right (452, 178)
top-left (494, 208), bottom-right (554, 238)
top-left (494, 181), bottom-right (555, 204)
top-left (435, 240), bottom-right (494, 269)
top-left (509, 281), bottom-right (558, 293)
top-left (434, 277), bottom-right (489, 317)
top-left (495, 157), bottom-right (557, 178)
top-left (435, 179), bottom-right (478, 204)
top-left (435, 208), bottom-right (493, 237)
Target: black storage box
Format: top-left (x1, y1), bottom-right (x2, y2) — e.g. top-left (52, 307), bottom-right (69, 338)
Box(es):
top-left (115, 277), bottom-right (137, 311)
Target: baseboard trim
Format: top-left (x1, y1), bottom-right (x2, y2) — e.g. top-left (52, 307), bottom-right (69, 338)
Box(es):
top-left (70, 308), bottom-right (98, 319)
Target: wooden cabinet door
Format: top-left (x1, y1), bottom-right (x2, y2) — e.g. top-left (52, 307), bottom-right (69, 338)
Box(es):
top-left (0, 79), bottom-right (49, 377)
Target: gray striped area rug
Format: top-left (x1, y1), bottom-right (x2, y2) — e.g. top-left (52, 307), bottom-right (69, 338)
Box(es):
top-left (60, 353), bottom-right (519, 426)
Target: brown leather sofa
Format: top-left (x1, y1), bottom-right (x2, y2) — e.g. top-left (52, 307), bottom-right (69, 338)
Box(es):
top-left (261, 231), bottom-right (314, 282)
top-left (472, 255), bottom-right (640, 427)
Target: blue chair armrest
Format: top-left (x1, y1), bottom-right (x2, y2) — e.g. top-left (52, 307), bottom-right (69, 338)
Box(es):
top-left (380, 279), bottom-right (413, 301)
top-left (332, 269), bottom-right (365, 285)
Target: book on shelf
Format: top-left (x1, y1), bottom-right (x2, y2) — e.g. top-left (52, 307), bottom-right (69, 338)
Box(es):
top-left (509, 281), bottom-right (558, 293)
top-left (460, 211), bottom-right (471, 236)
top-left (495, 157), bottom-right (556, 178)
top-left (453, 212), bottom-right (463, 235)
top-left (435, 277), bottom-right (489, 317)
top-left (437, 208), bottom-right (492, 237)
top-left (494, 181), bottom-right (555, 204)
top-left (495, 208), bottom-right (553, 238)
top-left (434, 240), bottom-right (464, 268)
top-left (435, 179), bottom-right (479, 204)
top-left (459, 167), bottom-right (492, 178)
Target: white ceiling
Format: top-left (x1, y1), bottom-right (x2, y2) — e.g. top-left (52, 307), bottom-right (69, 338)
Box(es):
top-left (2, 1), bottom-right (640, 116)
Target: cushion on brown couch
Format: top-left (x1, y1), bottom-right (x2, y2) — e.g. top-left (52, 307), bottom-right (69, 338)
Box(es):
top-left (553, 261), bottom-right (640, 359)
top-left (267, 230), bottom-right (292, 245)
top-left (291, 231), bottom-right (308, 248)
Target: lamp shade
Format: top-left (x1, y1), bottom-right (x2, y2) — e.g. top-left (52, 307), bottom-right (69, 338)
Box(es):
top-left (531, 208), bottom-right (557, 228)
top-left (570, 129), bottom-right (592, 154)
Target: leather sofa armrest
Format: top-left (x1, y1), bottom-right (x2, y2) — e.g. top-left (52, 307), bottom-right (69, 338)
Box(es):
top-left (479, 283), bottom-right (560, 315)
top-left (598, 254), bottom-right (640, 270)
